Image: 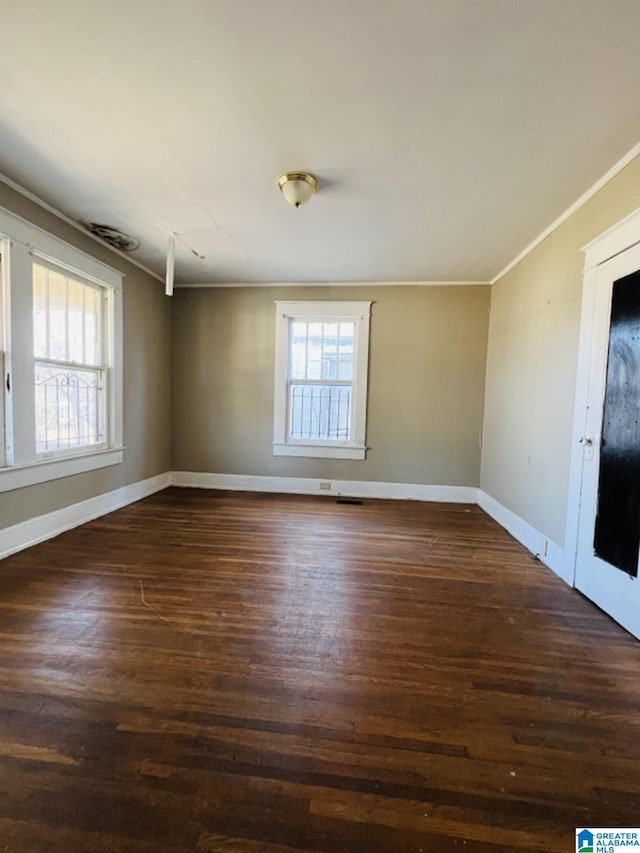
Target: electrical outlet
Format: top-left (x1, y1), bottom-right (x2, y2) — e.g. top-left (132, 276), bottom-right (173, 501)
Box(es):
top-left (319, 482), bottom-right (332, 490)
top-left (539, 536), bottom-right (548, 557)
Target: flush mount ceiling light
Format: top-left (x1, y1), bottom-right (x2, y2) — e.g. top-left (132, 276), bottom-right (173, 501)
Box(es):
top-left (277, 171), bottom-right (318, 208)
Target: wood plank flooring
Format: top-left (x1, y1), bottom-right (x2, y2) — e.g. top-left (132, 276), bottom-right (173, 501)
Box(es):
top-left (0, 487), bottom-right (639, 852)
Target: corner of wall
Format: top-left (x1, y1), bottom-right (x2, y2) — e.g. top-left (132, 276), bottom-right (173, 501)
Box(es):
top-left (478, 490), bottom-right (571, 585)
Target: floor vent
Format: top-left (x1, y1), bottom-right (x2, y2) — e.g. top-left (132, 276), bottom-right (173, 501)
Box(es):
top-left (336, 498), bottom-right (364, 506)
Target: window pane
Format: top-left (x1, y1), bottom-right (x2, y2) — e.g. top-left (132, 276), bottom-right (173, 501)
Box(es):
top-left (47, 270), bottom-right (68, 360)
top-left (33, 264), bottom-right (48, 358)
top-left (289, 319), bottom-right (356, 384)
top-left (289, 384), bottom-right (351, 440)
top-left (321, 322), bottom-right (338, 379)
top-left (84, 286), bottom-right (101, 366)
top-left (306, 322), bottom-right (322, 379)
top-left (33, 263), bottom-right (103, 366)
top-left (67, 279), bottom-right (85, 364)
top-left (35, 363), bottom-right (102, 453)
top-left (338, 322), bottom-right (354, 380)
top-left (290, 321), bottom-right (308, 379)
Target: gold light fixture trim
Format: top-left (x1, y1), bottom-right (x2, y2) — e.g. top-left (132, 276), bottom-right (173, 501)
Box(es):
top-left (277, 171), bottom-right (318, 208)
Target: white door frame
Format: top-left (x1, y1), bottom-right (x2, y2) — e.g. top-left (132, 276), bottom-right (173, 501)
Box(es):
top-left (565, 205), bottom-right (640, 586)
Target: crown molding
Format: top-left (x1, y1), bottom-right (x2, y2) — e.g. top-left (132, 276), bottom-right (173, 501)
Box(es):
top-left (491, 139), bottom-right (640, 285)
top-left (175, 280), bottom-right (490, 289)
top-left (0, 171), bottom-right (164, 283)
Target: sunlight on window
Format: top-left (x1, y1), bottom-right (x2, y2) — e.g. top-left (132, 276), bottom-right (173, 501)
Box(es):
top-left (288, 320), bottom-right (355, 441)
top-left (33, 263), bottom-right (105, 454)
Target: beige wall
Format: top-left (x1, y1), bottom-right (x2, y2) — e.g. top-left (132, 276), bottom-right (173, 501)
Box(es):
top-left (171, 285), bottom-right (490, 486)
top-left (7, 148), bottom-right (638, 542)
top-left (0, 183), bottom-right (171, 530)
top-left (481, 155), bottom-right (640, 546)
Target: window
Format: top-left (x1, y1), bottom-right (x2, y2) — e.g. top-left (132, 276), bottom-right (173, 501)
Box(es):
top-left (33, 262), bottom-right (106, 455)
top-left (0, 207), bottom-right (123, 493)
top-left (273, 301), bottom-right (371, 460)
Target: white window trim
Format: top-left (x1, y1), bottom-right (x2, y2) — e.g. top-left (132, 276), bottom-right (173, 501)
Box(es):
top-left (0, 205), bottom-right (124, 492)
top-left (0, 448), bottom-right (124, 494)
top-left (273, 300), bottom-right (371, 460)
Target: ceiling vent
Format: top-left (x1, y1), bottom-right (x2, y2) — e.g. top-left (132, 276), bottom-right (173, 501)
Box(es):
top-left (81, 222), bottom-right (140, 253)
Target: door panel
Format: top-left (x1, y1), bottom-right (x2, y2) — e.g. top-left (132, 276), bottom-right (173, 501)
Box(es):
top-left (593, 269), bottom-right (640, 576)
top-left (575, 243), bottom-right (640, 639)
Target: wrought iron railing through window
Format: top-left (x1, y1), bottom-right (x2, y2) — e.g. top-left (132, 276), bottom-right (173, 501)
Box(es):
top-left (289, 384), bottom-right (351, 441)
top-left (35, 363), bottom-right (103, 453)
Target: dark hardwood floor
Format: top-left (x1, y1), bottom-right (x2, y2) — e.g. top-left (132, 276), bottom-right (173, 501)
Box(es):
top-left (0, 487), bottom-right (639, 852)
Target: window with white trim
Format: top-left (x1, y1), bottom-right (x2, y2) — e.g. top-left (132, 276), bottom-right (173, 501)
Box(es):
top-left (273, 301), bottom-right (371, 460)
top-left (33, 261), bottom-right (107, 455)
top-left (0, 207), bottom-right (124, 493)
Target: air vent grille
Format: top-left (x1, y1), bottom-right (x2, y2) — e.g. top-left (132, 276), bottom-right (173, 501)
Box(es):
top-left (82, 222), bottom-right (140, 253)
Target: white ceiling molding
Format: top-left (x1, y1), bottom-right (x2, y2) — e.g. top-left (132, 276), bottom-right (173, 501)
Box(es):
top-left (175, 280), bottom-right (491, 288)
top-left (491, 139), bottom-right (640, 285)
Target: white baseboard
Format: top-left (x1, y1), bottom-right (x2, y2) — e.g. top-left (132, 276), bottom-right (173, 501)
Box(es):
top-left (1, 470), bottom-right (573, 593)
top-left (0, 472), bottom-right (171, 560)
top-left (170, 475), bottom-right (571, 582)
top-left (478, 490), bottom-right (571, 584)
top-left (170, 471), bottom-right (479, 504)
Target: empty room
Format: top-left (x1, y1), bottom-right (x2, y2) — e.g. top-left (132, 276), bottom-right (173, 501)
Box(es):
top-left (1, 1), bottom-right (640, 851)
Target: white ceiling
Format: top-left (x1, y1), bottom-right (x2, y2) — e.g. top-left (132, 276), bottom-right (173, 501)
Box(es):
top-left (1, 0), bottom-right (639, 284)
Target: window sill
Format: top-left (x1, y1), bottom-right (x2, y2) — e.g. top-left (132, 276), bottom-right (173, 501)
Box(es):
top-left (273, 443), bottom-right (366, 460)
top-left (0, 447), bottom-right (124, 493)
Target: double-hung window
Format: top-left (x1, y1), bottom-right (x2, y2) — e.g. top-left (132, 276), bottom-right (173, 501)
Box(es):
top-left (273, 301), bottom-right (371, 460)
top-left (0, 207), bottom-right (123, 493)
top-left (33, 261), bottom-right (107, 455)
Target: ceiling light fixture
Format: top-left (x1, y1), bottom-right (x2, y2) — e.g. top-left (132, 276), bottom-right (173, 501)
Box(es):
top-left (277, 171), bottom-right (318, 208)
